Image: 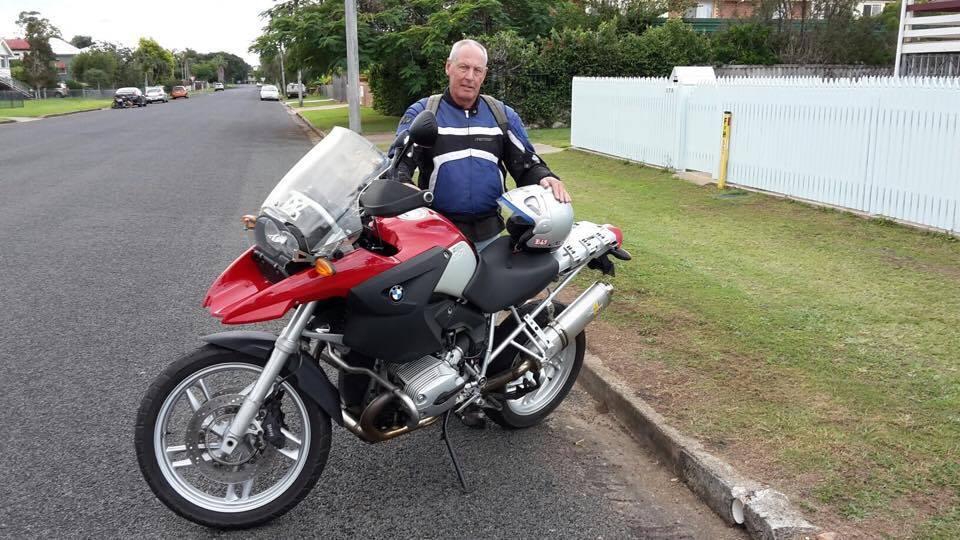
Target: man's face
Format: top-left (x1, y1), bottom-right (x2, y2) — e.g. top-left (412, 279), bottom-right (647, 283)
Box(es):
top-left (445, 44), bottom-right (487, 107)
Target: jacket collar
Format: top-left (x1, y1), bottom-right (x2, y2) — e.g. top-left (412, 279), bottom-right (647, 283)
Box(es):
top-left (442, 87), bottom-right (479, 116)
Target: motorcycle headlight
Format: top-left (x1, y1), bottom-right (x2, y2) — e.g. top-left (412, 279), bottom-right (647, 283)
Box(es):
top-left (263, 219), bottom-right (299, 258)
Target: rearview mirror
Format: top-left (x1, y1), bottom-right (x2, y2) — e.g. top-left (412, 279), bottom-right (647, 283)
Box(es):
top-left (408, 110), bottom-right (438, 147)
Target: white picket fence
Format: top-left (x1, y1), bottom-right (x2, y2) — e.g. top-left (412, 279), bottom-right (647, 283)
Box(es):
top-left (571, 76), bottom-right (960, 233)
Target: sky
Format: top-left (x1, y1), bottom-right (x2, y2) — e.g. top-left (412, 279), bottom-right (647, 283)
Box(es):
top-left (1, 0), bottom-right (277, 66)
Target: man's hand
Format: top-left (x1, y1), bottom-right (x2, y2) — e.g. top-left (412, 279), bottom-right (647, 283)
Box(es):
top-left (539, 177), bottom-right (571, 203)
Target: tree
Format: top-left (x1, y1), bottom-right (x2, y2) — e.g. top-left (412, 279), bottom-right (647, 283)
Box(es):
top-left (134, 37), bottom-right (175, 85)
top-left (16, 11), bottom-right (60, 91)
top-left (82, 68), bottom-right (110, 88)
top-left (70, 35), bottom-right (93, 49)
top-left (192, 61), bottom-right (217, 82)
top-left (71, 45), bottom-right (120, 85)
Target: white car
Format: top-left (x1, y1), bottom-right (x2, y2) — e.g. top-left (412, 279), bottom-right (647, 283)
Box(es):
top-left (260, 85), bottom-right (280, 101)
top-left (145, 86), bottom-right (167, 103)
top-left (286, 82), bottom-right (306, 98)
top-left (214, 82), bottom-right (225, 92)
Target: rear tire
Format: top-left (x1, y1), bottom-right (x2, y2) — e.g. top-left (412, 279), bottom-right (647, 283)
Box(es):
top-left (484, 302), bottom-right (585, 429)
top-left (135, 345), bottom-right (331, 529)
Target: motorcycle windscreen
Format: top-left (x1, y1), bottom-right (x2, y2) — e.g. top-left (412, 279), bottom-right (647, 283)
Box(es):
top-left (261, 127), bottom-right (389, 257)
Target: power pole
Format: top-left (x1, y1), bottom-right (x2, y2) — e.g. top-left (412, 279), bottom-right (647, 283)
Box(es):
top-left (279, 42), bottom-right (286, 96)
top-left (345, 0), bottom-right (362, 133)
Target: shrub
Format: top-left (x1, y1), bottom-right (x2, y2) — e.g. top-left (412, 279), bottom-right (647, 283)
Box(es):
top-left (712, 23), bottom-right (780, 65)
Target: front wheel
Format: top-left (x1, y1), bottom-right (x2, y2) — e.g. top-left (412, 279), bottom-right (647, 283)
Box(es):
top-left (134, 345), bottom-right (331, 529)
top-left (485, 301), bottom-right (585, 429)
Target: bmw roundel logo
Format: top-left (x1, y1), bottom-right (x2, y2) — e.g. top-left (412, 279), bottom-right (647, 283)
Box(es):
top-left (388, 285), bottom-right (404, 302)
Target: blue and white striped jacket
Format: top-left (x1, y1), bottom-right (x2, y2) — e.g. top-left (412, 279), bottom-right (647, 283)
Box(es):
top-left (394, 89), bottom-right (555, 241)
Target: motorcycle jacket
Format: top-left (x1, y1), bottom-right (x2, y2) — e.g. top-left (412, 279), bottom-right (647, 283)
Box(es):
top-left (393, 88), bottom-right (557, 242)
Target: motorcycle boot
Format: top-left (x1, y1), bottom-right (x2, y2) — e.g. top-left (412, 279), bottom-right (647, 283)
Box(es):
top-left (458, 404), bottom-right (488, 429)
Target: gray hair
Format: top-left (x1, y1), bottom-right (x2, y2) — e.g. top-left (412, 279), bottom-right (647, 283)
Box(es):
top-left (448, 39), bottom-right (488, 66)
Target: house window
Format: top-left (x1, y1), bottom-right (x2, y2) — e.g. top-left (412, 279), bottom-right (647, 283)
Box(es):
top-left (862, 4), bottom-right (874, 16)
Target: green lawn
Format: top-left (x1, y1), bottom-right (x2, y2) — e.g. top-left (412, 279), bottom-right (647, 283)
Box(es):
top-left (527, 127), bottom-right (571, 148)
top-left (0, 98), bottom-right (111, 118)
top-left (547, 149), bottom-right (960, 538)
top-left (286, 97), bottom-right (335, 105)
top-left (299, 106), bottom-right (400, 134)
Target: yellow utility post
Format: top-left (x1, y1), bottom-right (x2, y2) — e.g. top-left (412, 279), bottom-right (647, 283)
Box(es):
top-left (718, 111), bottom-right (732, 190)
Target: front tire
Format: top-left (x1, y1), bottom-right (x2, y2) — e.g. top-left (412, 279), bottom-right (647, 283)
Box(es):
top-left (485, 302), bottom-right (585, 429)
top-left (134, 345), bottom-right (331, 529)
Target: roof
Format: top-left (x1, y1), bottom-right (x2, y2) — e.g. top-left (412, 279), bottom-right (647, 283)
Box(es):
top-left (4, 38), bottom-right (29, 51)
top-left (1, 37), bottom-right (81, 56)
top-left (0, 39), bottom-right (12, 57)
top-left (49, 37), bottom-right (80, 56)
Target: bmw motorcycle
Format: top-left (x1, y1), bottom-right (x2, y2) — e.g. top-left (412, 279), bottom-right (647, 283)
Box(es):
top-left (134, 111), bottom-right (630, 528)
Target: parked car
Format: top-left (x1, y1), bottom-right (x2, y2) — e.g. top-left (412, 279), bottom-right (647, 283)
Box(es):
top-left (213, 82), bottom-right (224, 92)
top-left (145, 86), bottom-right (168, 103)
top-left (256, 81), bottom-right (262, 87)
top-left (171, 86), bottom-right (189, 99)
top-left (285, 82), bottom-right (306, 98)
top-left (112, 87), bottom-right (147, 108)
top-left (260, 84), bottom-right (279, 101)
top-left (54, 82), bottom-right (70, 98)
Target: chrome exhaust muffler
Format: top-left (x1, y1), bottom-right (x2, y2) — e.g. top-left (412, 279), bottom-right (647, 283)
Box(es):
top-left (539, 282), bottom-right (613, 358)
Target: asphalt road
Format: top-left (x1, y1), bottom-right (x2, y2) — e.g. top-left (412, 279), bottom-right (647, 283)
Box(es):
top-left (0, 88), bottom-right (743, 539)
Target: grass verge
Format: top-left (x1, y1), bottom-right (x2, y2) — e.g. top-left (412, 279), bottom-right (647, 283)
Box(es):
top-left (286, 97), bottom-right (335, 105)
top-left (527, 127), bottom-right (571, 148)
top-left (299, 106), bottom-right (400, 135)
top-left (0, 98), bottom-right (111, 117)
top-left (546, 149), bottom-right (960, 539)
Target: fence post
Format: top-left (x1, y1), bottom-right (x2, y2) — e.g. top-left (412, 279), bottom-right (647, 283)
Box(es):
top-left (673, 84), bottom-right (690, 171)
top-left (717, 111), bottom-right (732, 189)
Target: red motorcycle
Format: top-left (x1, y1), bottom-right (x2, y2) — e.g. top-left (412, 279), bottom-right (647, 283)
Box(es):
top-left (134, 111), bottom-right (630, 528)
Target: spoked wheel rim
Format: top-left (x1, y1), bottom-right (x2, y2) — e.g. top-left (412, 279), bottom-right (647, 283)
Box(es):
top-left (504, 342), bottom-right (577, 416)
top-left (153, 362), bottom-right (311, 513)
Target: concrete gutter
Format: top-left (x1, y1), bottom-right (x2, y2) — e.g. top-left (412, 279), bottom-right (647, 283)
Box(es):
top-left (578, 353), bottom-right (821, 540)
top-left (42, 107), bottom-right (110, 118)
top-left (282, 100), bottom-right (324, 144)
top-left (1, 107), bottom-right (109, 124)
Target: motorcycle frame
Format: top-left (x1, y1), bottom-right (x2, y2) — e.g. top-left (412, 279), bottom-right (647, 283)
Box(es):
top-left (218, 256), bottom-right (592, 454)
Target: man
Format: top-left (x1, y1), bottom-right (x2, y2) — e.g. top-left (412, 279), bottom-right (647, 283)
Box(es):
top-left (393, 39), bottom-right (570, 251)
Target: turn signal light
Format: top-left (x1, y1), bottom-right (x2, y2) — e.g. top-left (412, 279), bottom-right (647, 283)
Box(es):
top-left (314, 258), bottom-right (336, 277)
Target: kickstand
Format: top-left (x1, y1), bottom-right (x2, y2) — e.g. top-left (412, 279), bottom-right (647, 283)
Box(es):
top-left (441, 410), bottom-right (473, 494)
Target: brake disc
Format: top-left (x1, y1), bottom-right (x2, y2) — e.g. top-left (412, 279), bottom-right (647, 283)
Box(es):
top-left (183, 394), bottom-right (274, 484)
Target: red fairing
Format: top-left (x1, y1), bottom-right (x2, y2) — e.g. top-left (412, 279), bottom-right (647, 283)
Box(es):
top-left (203, 209), bottom-right (468, 324)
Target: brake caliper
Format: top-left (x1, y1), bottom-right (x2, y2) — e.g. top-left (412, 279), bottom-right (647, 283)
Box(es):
top-left (261, 389), bottom-right (288, 449)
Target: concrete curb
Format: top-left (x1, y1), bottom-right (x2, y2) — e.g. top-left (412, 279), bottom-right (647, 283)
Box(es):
top-left (282, 101), bottom-right (325, 144)
top-left (41, 107), bottom-right (110, 119)
top-left (578, 353), bottom-right (820, 540)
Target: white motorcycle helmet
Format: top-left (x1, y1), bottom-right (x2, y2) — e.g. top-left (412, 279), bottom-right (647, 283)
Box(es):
top-left (498, 185), bottom-right (574, 252)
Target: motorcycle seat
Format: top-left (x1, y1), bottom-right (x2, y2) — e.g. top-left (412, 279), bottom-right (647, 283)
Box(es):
top-left (462, 237), bottom-right (559, 313)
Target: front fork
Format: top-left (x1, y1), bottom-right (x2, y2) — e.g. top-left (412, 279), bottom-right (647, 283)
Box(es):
top-left (219, 301), bottom-right (317, 457)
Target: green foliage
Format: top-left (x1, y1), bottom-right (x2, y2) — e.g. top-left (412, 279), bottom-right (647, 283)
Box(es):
top-left (17, 11), bottom-right (60, 90)
top-left (712, 23), bottom-right (780, 65)
top-left (81, 68), bottom-right (110, 88)
top-left (64, 79), bottom-right (83, 89)
top-left (192, 62), bottom-right (217, 82)
top-left (253, 0), bottom-right (899, 127)
top-left (135, 37), bottom-right (176, 85)
top-left (72, 46), bottom-right (120, 86)
top-left (69, 35), bottom-right (93, 49)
